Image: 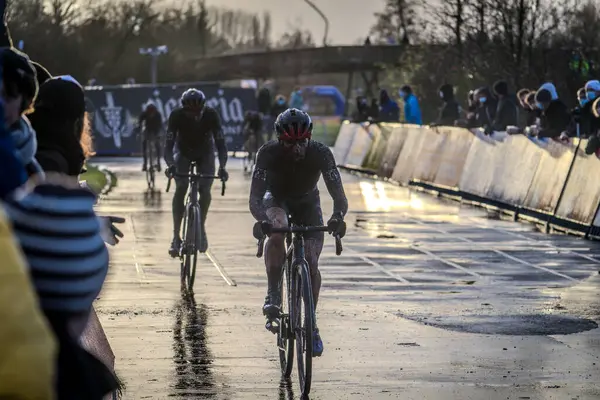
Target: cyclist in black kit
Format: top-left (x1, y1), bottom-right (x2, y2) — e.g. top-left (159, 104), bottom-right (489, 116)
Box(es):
top-left (138, 103), bottom-right (163, 172)
top-left (165, 89), bottom-right (229, 256)
top-left (243, 110), bottom-right (263, 163)
top-left (249, 108), bottom-right (348, 357)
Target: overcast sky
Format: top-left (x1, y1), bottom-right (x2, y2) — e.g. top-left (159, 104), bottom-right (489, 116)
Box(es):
top-left (204, 0), bottom-right (384, 45)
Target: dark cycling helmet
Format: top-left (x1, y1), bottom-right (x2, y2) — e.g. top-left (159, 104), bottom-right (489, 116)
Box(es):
top-left (0, 47), bottom-right (38, 109)
top-left (181, 88), bottom-right (206, 109)
top-left (145, 103), bottom-right (158, 112)
top-left (274, 108), bottom-right (313, 141)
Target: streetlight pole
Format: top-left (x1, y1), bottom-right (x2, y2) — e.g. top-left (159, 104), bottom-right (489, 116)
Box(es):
top-left (302, 0), bottom-right (329, 46)
top-left (139, 45), bottom-right (168, 86)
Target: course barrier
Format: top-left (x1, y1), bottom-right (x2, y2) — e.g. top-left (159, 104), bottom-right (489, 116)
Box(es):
top-left (334, 121), bottom-right (600, 238)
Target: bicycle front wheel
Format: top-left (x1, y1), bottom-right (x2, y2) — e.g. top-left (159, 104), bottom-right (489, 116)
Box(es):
top-left (183, 205), bottom-right (200, 291)
top-left (146, 145), bottom-right (155, 190)
top-left (278, 261), bottom-right (294, 378)
top-left (293, 261), bottom-right (314, 396)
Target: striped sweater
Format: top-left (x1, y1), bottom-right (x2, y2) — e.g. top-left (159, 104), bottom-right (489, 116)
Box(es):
top-left (4, 177), bottom-right (109, 313)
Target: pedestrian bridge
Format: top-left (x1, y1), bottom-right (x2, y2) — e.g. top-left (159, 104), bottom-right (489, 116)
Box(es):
top-left (189, 45), bottom-right (404, 80)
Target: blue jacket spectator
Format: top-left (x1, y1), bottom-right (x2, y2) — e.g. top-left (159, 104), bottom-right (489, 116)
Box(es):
top-left (378, 89), bottom-right (400, 122)
top-left (0, 111), bottom-right (27, 197)
top-left (399, 85), bottom-right (422, 125)
top-left (0, 60), bottom-right (28, 198)
top-left (289, 87), bottom-right (304, 110)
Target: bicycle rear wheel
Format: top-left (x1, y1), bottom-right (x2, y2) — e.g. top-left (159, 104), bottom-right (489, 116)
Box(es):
top-left (278, 260), bottom-right (295, 378)
top-left (293, 262), bottom-right (314, 396)
top-left (182, 205), bottom-right (200, 291)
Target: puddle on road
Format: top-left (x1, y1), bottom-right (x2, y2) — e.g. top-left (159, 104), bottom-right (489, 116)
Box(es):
top-left (169, 292), bottom-right (219, 398)
top-left (396, 313), bottom-right (598, 335)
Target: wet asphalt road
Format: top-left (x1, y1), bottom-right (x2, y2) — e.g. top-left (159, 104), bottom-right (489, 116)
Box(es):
top-left (93, 157), bottom-right (600, 399)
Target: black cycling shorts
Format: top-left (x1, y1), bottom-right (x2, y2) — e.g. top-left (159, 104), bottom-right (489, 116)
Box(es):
top-left (263, 190), bottom-right (324, 240)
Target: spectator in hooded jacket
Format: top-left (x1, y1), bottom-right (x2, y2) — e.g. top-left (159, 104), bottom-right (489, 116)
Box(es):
top-left (582, 80), bottom-right (600, 137)
top-left (455, 90), bottom-right (477, 128)
top-left (472, 86), bottom-right (497, 131)
top-left (271, 94), bottom-right (288, 118)
top-left (561, 85), bottom-right (595, 141)
top-left (513, 88), bottom-right (537, 132)
top-left (529, 82), bottom-right (571, 139)
top-left (487, 80), bottom-right (517, 134)
top-left (379, 89), bottom-right (400, 122)
top-left (351, 95), bottom-right (370, 122)
top-left (369, 98), bottom-right (379, 120)
top-left (588, 97), bottom-right (600, 154)
top-left (435, 83), bottom-right (460, 126)
top-left (30, 76), bottom-right (95, 177)
top-left (398, 85), bottom-right (422, 125)
top-left (0, 47), bottom-right (45, 178)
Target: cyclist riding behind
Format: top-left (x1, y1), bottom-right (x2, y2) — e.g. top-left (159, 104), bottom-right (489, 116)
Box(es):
top-left (138, 103), bottom-right (163, 172)
top-left (164, 89), bottom-right (229, 256)
top-left (249, 108), bottom-right (348, 357)
top-left (243, 110), bottom-right (263, 162)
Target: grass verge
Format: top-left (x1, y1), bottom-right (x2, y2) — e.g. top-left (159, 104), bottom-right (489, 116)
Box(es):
top-left (80, 165), bottom-right (117, 195)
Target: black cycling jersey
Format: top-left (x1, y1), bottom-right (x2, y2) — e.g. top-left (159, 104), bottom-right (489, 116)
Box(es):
top-left (249, 140), bottom-right (348, 221)
top-left (244, 113), bottom-right (262, 133)
top-left (138, 110), bottom-right (163, 134)
top-left (165, 106), bottom-right (227, 166)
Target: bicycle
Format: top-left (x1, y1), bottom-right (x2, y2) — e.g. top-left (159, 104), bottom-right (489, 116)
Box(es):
top-left (254, 222), bottom-right (343, 397)
top-left (166, 161), bottom-right (225, 291)
top-left (140, 129), bottom-right (161, 190)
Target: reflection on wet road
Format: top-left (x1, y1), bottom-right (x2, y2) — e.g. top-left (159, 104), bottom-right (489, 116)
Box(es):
top-left (172, 292), bottom-right (215, 398)
top-left (94, 157), bottom-right (600, 399)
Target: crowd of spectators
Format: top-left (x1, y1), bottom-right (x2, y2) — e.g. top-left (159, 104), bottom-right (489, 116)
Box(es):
top-left (0, 8), bottom-right (123, 400)
top-left (352, 79), bottom-right (600, 155)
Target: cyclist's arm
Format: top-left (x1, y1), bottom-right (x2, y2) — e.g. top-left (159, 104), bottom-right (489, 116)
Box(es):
top-left (211, 112), bottom-right (228, 168)
top-left (249, 148), bottom-right (269, 221)
top-left (164, 111), bottom-right (177, 166)
top-left (320, 145), bottom-right (348, 218)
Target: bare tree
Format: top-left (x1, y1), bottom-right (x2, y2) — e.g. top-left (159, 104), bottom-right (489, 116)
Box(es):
top-left (370, 0), bottom-right (420, 44)
top-left (430, 0), bottom-right (467, 60)
top-left (276, 28), bottom-right (315, 49)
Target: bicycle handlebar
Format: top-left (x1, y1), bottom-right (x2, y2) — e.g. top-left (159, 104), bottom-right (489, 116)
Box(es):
top-left (255, 225), bottom-right (343, 258)
top-left (165, 174), bottom-right (226, 196)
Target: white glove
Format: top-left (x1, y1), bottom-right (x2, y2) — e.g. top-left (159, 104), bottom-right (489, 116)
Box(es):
top-left (99, 216), bottom-right (125, 246)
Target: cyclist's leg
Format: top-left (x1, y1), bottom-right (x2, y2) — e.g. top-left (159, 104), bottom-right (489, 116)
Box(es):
top-left (288, 192), bottom-right (324, 308)
top-left (196, 152), bottom-right (215, 252)
top-left (263, 193), bottom-right (288, 317)
top-left (142, 134), bottom-right (148, 171)
top-left (170, 154), bottom-right (190, 254)
top-left (289, 192), bottom-right (325, 356)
